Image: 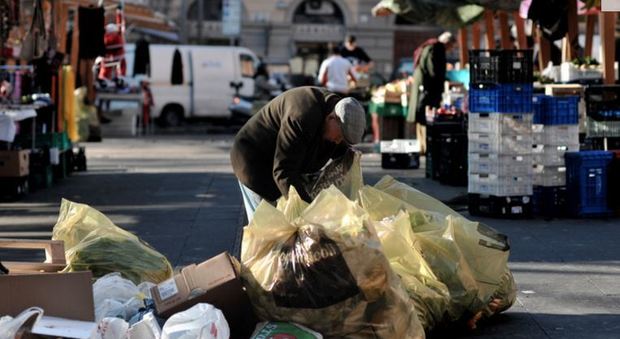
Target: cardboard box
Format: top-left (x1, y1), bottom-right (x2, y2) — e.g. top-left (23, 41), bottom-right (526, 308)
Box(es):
top-left (151, 252), bottom-right (257, 339)
top-left (0, 271), bottom-right (94, 321)
top-left (0, 150), bottom-right (29, 177)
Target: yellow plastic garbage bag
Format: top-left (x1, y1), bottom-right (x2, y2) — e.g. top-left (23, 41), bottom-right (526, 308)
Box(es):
top-left (275, 187), bottom-right (308, 222)
top-left (241, 187), bottom-right (424, 339)
top-left (360, 177), bottom-right (516, 323)
top-left (371, 211), bottom-right (452, 330)
top-left (52, 199), bottom-right (173, 284)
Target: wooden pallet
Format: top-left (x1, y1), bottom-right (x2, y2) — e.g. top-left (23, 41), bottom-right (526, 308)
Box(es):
top-left (0, 238), bottom-right (66, 273)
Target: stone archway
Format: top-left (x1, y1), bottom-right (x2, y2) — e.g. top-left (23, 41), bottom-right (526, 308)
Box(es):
top-left (285, 0), bottom-right (349, 83)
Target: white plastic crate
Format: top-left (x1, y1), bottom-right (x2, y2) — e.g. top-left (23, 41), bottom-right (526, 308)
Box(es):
top-left (533, 165), bottom-right (566, 186)
top-left (468, 153), bottom-right (533, 175)
top-left (468, 173), bottom-right (533, 196)
top-left (532, 143), bottom-right (580, 154)
top-left (532, 143), bottom-right (579, 166)
top-left (531, 125), bottom-right (579, 145)
top-left (380, 139), bottom-right (420, 154)
top-left (468, 132), bottom-right (533, 154)
top-left (469, 113), bottom-right (533, 135)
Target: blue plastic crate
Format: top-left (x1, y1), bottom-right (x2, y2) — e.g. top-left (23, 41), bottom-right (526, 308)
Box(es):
top-left (543, 96), bottom-right (579, 125)
top-left (565, 151), bottom-right (613, 217)
top-left (532, 94), bottom-right (545, 124)
top-left (469, 83), bottom-right (533, 113)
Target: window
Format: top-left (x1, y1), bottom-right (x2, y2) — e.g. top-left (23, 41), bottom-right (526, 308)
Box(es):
top-left (240, 54), bottom-right (255, 78)
top-left (187, 0), bottom-right (222, 21)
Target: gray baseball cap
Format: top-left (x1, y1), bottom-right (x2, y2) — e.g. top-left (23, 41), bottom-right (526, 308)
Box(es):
top-left (334, 97), bottom-right (366, 144)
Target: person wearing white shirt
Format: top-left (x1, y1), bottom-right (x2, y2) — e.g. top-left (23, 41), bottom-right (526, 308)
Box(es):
top-left (318, 45), bottom-right (357, 95)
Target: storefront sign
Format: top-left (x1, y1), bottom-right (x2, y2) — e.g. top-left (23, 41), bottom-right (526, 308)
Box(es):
top-left (293, 24), bottom-right (344, 42)
top-left (602, 0), bottom-right (620, 11)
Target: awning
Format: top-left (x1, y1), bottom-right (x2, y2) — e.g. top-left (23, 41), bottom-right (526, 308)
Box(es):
top-left (129, 27), bottom-right (180, 42)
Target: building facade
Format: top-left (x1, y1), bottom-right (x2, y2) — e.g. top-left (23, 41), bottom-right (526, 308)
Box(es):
top-left (148, 0), bottom-right (442, 79)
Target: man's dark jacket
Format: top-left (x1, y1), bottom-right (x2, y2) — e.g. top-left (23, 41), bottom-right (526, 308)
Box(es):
top-left (230, 86), bottom-right (346, 202)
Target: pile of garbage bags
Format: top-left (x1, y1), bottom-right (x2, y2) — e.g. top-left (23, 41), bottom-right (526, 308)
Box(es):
top-left (241, 155), bottom-right (516, 337)
top-left (52, 199), bottom-right (173, 284)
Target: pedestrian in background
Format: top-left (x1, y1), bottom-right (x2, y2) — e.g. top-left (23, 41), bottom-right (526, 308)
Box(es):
top-left (253, 63), bottom-right (279, 101)
top-left (230, 87), bottom-right (366, 221)
top-left (408, 31), bottom-right (456, 154)
top-left (341, 35), bottom-right (374, 72)
top-left (317, 45), bottom-right (356, 96)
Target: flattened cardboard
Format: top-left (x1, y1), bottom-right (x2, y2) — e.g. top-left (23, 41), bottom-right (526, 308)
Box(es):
top-left (151, 252), bottom-right (257, 339)
top-left (0, 150), bottom-right (29, 177)
top-left (0, 271), bottom-right (94, 321)
top-left (31, 316), bottom-right (97, 338)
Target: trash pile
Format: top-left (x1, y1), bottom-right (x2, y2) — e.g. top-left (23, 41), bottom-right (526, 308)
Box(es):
top-left (0, 155), bottom-right (516, 339)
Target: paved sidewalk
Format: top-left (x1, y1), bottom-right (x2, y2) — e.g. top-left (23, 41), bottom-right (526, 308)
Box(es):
top-left (1, 134), bottom-right (619, 338)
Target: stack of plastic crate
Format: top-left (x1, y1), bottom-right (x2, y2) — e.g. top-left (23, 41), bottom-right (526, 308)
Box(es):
top-left (467, 50), bottom-right (534, 218)
top-left (585, 85), bottom-right (620, 139)
top-left (531, 95), bottom-right (580, 217)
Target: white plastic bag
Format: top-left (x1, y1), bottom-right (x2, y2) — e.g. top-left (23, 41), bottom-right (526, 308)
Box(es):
top-left (127, 312), bottom-right (162, 339)
top-left (93, 273), bottom-right (144, 322)
top-left (0, 307), bottom-right (43, 339)
top-left (162, 303), bottom-right (230, 339)
top-left (91, 317), bottom-right (129, 339)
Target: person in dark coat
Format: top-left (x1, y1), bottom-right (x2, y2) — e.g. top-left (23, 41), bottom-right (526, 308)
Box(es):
top-left (408, 31), bottom-right (456, 153)
top-left (230, 86), bottom-right (366, 220)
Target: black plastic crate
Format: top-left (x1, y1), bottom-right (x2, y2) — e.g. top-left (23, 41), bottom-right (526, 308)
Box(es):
top-left (580, 137), bottom-right (620, 150)
top-left (468, 194), bottom-right (533, 219)
top-left (585, 85), bottom-right (620, 121)
top-left (609, 150), bottom-right (620, 214)
top-left (438, 133), bottom-right (467, 186)
top-left (469, 49), bottom-right (533, 84)
top-left (533, 186), bottom-right (567, 218)
top-left (379, 116), bottom-right (405, 140)
top-left (426, 122), bottom-right (465, 180)
top-left (381, 152), bottom-right (420, 169)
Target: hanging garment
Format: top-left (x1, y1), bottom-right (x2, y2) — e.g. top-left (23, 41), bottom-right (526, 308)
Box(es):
top-left (133, 38), bottom-right (150, 76)
top-left (527, 0), bottom-right (568, 41)
top-left (78, 6), bottom-right (105, 59)
top-left (171, 48), bottom-right (183, 85)
top-left (31, 52), bottom-right (64, 93)
top-left (20, 0), bottom-right (47, 60)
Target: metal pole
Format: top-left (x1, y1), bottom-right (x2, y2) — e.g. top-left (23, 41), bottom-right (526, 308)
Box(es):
top-left (180, 0), bottom-right (188, 44)
top-left (197, 0), bottom-right (204, 44)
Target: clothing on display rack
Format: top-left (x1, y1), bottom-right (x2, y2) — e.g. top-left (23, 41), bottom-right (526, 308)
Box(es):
top-left (0, 66), bottom-right (35, 105)
top-left (133, 38), bottom-right (150, 76)
top-left (78, 6), bottom-right (105, 59)
top-left (31, 52), bottom-right (63, 94)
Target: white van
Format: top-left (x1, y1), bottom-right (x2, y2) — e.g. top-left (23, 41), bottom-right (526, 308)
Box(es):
top-left (126, 44), bottom-right (260, 126)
